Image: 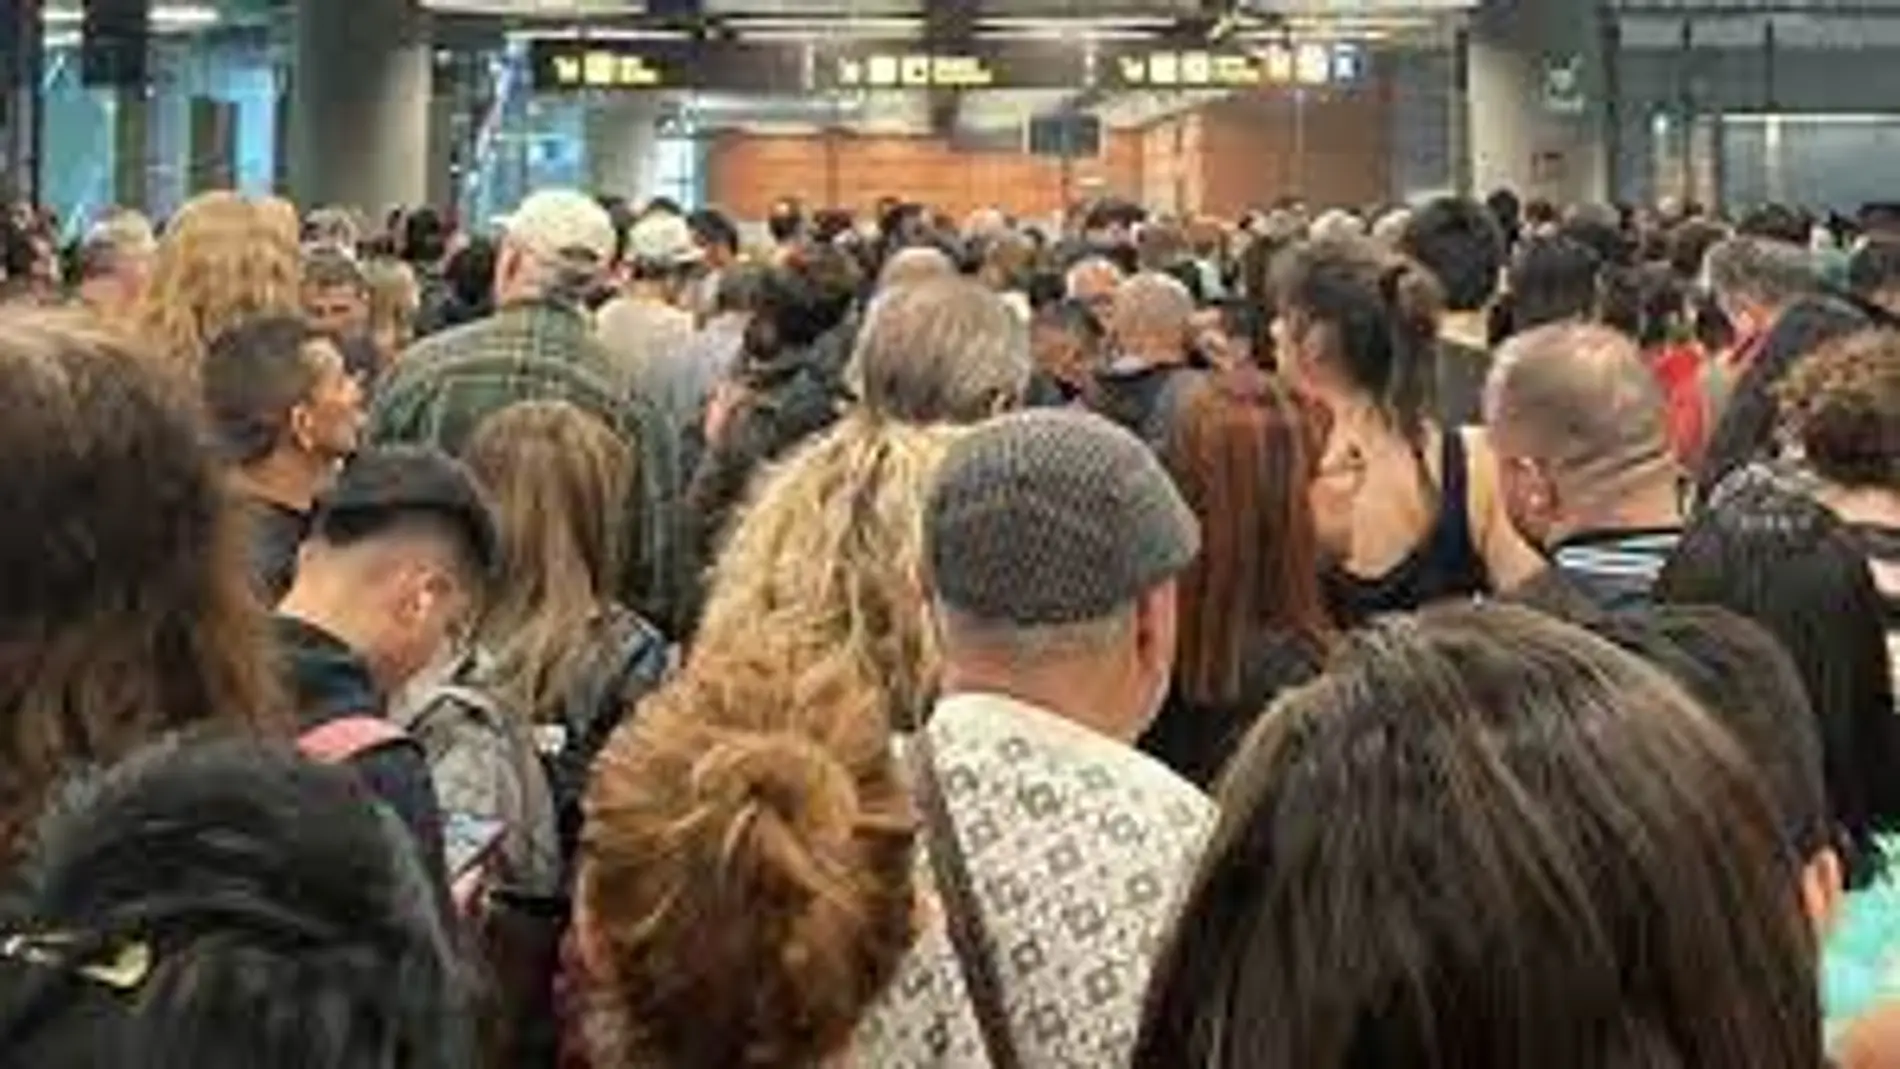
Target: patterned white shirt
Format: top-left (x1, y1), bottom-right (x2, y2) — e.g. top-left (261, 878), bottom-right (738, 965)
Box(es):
top-left (851, 692), bottom-right (1215, 1068)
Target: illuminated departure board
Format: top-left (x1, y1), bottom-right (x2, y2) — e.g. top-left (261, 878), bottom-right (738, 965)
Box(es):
top-left (816, 41), bottom-right (1087, 92)
top-left (528, 39), bottom-right (804, 93)
top-left (1099, 43), bottom-right (1366, 91)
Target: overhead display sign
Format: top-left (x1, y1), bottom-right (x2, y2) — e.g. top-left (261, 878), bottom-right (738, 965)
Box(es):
top-left (815, 41), bottom-right (1088, 92)
top-left (1100, 43), bottom-right (1365, 91)
top-left (529, 39), bottom-right (805, 94)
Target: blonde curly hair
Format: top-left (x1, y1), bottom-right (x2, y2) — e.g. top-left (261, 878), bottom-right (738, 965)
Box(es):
top-left (695, 413), bottom-right (964, 731)
top-left (136, 192), bottom-right (302, 380)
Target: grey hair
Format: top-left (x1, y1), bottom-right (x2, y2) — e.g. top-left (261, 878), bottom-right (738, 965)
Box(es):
top-left (1485, 322), bottom-right (1676, 489)
top-left (848, 276), bottom-right (1032, 424)
top-left (1311, 209), bottom-right (1368, 244)
top-left (934, 599), bottom-right (1135, 661)
top-left (1113, 271), bottom-right (1195, 335)
top-left (1704, 237), bottom-right (1818, 311)
top-left (1064, 256), bottom-right (1123, 298)
top-left (877, 245), bottom-right (958, 292)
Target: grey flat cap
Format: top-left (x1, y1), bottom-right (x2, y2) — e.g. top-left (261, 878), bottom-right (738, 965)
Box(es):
top-left (925, 408), bottom-right (1201, 626)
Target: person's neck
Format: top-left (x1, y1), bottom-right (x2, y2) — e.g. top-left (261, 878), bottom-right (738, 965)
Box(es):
top-left (939, 658), bottom-right (1141, 745)
top-left (1551, 477), bottom-right (1684, 545)
top-left (1440, 310), bottom-right (1490, 348)
top-left (1818, 483), bottom-right (1900, 529)
top-left (277, 584), bottom-right (392, 688)
top-left (232, 451), bottom-right (331, 513)
top-left (624, 280), bottom-right (676, 307)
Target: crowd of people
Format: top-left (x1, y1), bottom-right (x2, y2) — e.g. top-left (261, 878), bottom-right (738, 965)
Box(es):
top-left (0, 175), bottom-right (1891, 1069)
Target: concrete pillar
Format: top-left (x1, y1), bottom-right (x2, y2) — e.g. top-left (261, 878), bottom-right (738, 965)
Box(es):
top-left (112, 89), bottom-right (150, 209)
top-left (584, 97), bottom-right (660, 202)
top-left (1465, 0), bottom-right (1611, 205)
top-left (288, 0), bottom-right (431, 215)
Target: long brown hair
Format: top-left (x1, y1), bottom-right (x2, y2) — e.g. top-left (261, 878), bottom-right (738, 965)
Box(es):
top-left (462, 401), bottom-right (634, 724)
top-left (1166, 370), bottom-right (1331, 705)
top-left (581, 641), bottom-right (916, 1067)
top-left (135, 192), bottom-right (302, 381)
top-left (0, 310), bottom-right (286, 867)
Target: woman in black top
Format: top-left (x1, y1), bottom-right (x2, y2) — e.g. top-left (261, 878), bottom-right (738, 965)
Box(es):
top-left (1272, 238), bottom-right (1541, 624)
top-left (1140, 370), bottom-right (1332, 788)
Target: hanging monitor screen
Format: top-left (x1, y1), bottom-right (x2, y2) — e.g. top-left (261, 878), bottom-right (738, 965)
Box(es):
top-left (1098, 43), bottom-right (1366, 91)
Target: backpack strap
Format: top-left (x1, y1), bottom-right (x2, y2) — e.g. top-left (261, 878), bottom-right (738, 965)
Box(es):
top-left (299, 716), bottom-right (410, 765)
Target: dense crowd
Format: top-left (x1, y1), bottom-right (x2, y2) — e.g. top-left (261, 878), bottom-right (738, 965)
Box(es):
top-left (0, 179), bottom-right (1891, 1069)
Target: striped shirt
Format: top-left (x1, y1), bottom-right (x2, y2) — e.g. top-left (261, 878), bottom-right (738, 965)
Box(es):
top-left (1544, 528), bottom-right (1685, 613)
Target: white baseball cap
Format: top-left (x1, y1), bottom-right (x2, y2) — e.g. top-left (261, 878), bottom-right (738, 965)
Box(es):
top-left (626, 212), bottom-right (704, 270)
top-left (497, 189), bottom-right (617, 271)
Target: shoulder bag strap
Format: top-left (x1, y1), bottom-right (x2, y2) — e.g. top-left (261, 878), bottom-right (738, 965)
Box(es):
top-left (906, 730), bottom-right (1024, 1069)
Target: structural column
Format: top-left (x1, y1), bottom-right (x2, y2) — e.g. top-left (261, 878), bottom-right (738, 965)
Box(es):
top-left (584, 96), bottom-right (660, 203)
top-left (288, 0), bottom-right (431, 215)
top-left (1464, 0), bottom-right (1612, 205)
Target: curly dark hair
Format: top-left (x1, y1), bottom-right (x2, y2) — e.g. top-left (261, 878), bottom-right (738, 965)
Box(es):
top-left (0, 309), bottom-right (286, 866)
top-left (1776, 329), bottom-right (1900, 490)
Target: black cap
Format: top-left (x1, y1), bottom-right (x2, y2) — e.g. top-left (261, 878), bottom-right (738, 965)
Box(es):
top-left (313, 446), bottom-right (498, 574)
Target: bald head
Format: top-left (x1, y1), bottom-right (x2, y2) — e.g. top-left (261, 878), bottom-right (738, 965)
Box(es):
top-left (878, 245), bottom-right (958, 293)
top-left (1485, 323), bottom-right (1675, 491)
top-left (1064, 257), bottom-right (1123, 304)
top-left (1110, 272), bottom-right (1195, 366)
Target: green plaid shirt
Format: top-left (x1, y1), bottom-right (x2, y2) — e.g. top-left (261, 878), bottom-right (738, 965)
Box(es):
top-left (368, 299), bottom-right (684, 632)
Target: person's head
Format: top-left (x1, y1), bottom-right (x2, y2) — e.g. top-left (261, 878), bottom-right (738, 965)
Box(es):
top-left (925, 409), bottom-right (1201, 742)
top-left (361, 257), bottom-right (420, 363)
top-left (444, 236), bottom-right (497, 322)
top-left (1506, 234), bottom-right (1601, 334)
top-left (493, 189), bottom-right (618, 308)
top-left (709, 261), bottom-right (766, 321)
top-left (1703, 236), bottom-right (1817, 338)
top-left (1776, 329), bottom-right (1900, 495)
top-left (686, 208), bottom-right (739, 268)
top-left (1848, 238), bottom-right (1900, 318)
top-left (1486, 187), bottom-right (1523, 248)
top-left (1665, 217), bottom-right (1731, 281)
top-left (874, 244), bottom-right (957, 293)
top-left (400, 206), bottom-right (449, 267)
top-left (1598, 261), bottom-right (1690, 350)
top-left (302, 206), bottom-right (361, 252)
top-left (138, 192), bottom-right (302, 379)
top-left (282, 447), bottom-right (499, 691)
top-left (1585, 605), bottom-right (1843, 931)
top-left (0, 739), bottom-right (471, 1068)
top-left (1739, 203), bottom-right (1815, 246)
top-left (203, 315), bottom-right (364, 475)
top-left (1108, 271), bottom-right (1195, 367)
top-left (1134, 603), bottom-right (1821, 1069)
top-left (1031, 298), bottom-right (1106, 396)
top-left (0, 310), bottom-right (285, 866)
top-left (1559, 205), bottom-right (1633, 270)
top-left (1660, 467), bottom-right (1900, 884)
top-left (766, 197), bottom-right (806, 246)
top-left (300, 246), bottom-right (369, 338)
top-left (73, 210), bottom-right (156, 321)
top-left (1399, 196), bottom-right (1506, 314)
top-left (1064, 255), bottom-right (1124, 325)
top-left (1484, 323), bottom-right (1678, 549)
top-left (1309, 208), bottom-right (1366, 244)
top-left (849, 276), bottom-right (1031, 423)
top-left (1698, 296), bottom-right (1869, 498)
top-left (700, 414), bottom-right (959, 728)
top-left (1164, 371), bottom-right (1329, 707)
top-left (1272, 238), bottom-right (1443, 445)
top-left (1369, 206), bottom-right (1413, 249)
top-left (623, 211), bottom-right (705, 302)
top-left (977, 231), bottom-right (1035, 295)
top-left (577, 640), bottom-right (915, 1068)
top-left (740, 245), bottom-right (863, 364)
top-left (463, 401), bottom-right (634, 722)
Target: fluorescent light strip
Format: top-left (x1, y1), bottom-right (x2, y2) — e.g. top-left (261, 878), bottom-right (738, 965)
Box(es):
top-left (43, 4), bottom-right (220, 29)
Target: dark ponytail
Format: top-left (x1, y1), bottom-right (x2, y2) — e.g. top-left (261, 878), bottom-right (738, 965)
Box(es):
top-left (1379, 259), bottom-right (1443, 451)
top-left (1276, 239), bottom-right (1442, 452)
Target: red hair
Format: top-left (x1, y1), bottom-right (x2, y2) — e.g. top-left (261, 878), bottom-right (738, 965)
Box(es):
top-left (1166, 369), bottom-right (1333, 706)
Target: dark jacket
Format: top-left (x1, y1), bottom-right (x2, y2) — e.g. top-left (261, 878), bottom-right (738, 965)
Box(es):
top-left (274, 615), bottom-right (447, 889)
top-left (1092, 363), bottom-right (1205, 451)
top-left (1141, 632), bottom-right (1324, 790)
top-left (241, 495), bottom-right (308, 606)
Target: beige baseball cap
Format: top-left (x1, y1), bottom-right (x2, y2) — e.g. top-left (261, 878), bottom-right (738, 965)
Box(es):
top-left (497, 189), bottom-right (617, 270)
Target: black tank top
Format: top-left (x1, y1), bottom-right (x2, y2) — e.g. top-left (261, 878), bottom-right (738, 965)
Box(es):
top-left (1324, 429), bottom-right (1492, 626)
